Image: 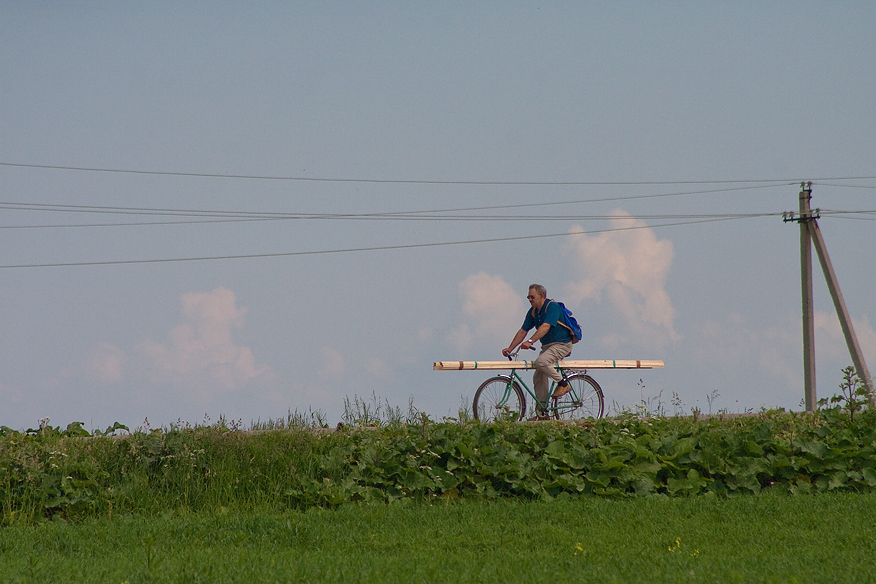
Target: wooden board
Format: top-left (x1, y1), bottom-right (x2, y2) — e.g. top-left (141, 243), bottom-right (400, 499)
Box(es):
top-left (433, 360), bottom-right (664, 371)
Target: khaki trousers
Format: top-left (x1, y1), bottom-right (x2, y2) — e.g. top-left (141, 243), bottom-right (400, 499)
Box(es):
top-left (533, 341), bottom-right (573, 409)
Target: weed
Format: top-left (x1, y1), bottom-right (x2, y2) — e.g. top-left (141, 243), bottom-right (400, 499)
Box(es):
top-left (455, 394), bottom-right (473, 423)
top-left (610, 386), bottom-right (667, 418)
top-left (705, 389), bottom-right (720, 415)
top-left (671, 392), bottom-right (685, 416)
top-left (342, 391), bottom-right (387, 426)
top-left (819, 366), bottom-right (870, 422)
top-left (251, 407), bottom-right (328, 431)
top-left (342, 392), bottom-right (421, 427)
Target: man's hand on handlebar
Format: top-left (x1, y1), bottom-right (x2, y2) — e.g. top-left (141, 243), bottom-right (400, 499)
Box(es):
top-left (502, 344), bottom-right (535, 359)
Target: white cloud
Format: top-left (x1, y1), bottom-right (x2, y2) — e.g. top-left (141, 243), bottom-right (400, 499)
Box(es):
top-left (137, 287), bottom-right (269, 396)
top-left (366, 357), bottom-right (393, 379)
top-left (318, 346), bottom-right (347, 381)
top-left (562, 211), bottom-right (679, 347)
top-left (688, 311), bottom-right (876, 408)
top-left (696, 313), bottom-right (801, 388)
top-left (814, 311), bottom-right (876, 373)
top-left (313, 346), bottom-right (393, 385)
top-left (448, 273), bottom-right (525, 356)
top-left (85, 342), bottom-right (127, 384)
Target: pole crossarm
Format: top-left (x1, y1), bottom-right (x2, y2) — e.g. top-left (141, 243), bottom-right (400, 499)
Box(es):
top-left (782, 209), bottom-right (821, 223)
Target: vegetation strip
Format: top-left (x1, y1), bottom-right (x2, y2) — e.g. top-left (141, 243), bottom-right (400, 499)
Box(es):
top-left (3, 400), bottom-right (876, 523)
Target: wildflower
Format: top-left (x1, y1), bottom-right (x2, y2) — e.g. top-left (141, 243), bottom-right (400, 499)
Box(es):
top-left (668, 537), bottom-right (700, 557)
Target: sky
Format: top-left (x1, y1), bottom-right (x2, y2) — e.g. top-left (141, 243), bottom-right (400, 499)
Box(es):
top-left (1, 2), bottom-right (874, 431)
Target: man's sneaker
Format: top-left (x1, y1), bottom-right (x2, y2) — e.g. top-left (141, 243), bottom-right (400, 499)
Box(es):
top-left (527, 408), bottom-right (549, 421)
top-left (552, 380), bottom-right (572, 398)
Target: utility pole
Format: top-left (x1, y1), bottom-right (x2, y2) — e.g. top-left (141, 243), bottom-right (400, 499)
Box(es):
top-left (799, 183), bottom-right (817, 411)
top-left (785, 183), bottom-right (876, 410)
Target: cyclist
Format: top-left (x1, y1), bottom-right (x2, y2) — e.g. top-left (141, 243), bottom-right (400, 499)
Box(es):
top-left (502, 284), bottom-right (573, 420)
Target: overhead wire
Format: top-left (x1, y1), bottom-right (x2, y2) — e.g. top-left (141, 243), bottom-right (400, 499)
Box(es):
top-left (0, 217), bottom-right (290, 229)
top-left (818, 209), bottom-right (876, 216)
top-left (0, 183), bottom-right (795, 229)
top-left (813, 183), bottom-right (876, 190)
top-left (0, 215), bottom-right (763, 269)
top-left (0, 163), bottom-right (870, 266)
top-left (2, 161), bottom-right (875, 185)
top-left (818, 209), bottom-right (876, 222)
top-left (0, 213), bottom-right (783, 229)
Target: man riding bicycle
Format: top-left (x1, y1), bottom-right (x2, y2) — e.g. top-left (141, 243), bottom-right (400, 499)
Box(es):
top-left (502, 284), bottom-right (573, 420)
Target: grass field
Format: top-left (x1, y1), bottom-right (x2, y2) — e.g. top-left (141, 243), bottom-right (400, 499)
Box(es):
top-left (4, 397), bottom-right (876, 582)
top-left (2, 492), bottom-right (875, 583)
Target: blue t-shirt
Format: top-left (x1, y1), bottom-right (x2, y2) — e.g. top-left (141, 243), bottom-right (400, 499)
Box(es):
top-left (522, 299), bottom-right (572, 345)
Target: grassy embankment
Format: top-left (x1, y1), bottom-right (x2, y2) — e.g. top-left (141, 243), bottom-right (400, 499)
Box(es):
top-left (2, 393), bottom-right (876, 582)
top-left (5, 405), bottom-right (876, 520)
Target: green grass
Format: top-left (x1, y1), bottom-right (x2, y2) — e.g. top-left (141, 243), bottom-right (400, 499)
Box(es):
top-left (2, 492), bottom-right (875, 583)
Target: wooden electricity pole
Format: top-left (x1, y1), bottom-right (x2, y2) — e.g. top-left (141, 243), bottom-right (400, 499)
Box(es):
top-left (798, 184), bottom-right (817, 410)
top-left (786, 183), bottom-right (875, 410)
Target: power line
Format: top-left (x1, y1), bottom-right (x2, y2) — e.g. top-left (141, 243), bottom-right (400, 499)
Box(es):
top-left (820, 210), bottom-right (876, 222)
top-left (0, 202), bottom-right (280, 218)
top-left (2, 161), bottom-right (875, 185)
top-left (814, 183), bottom-right (876, 190)
top-left (0, 212), bottom-right (783, 230)
top-left (361, 183), bottom-right (795, 214)
top-left (0, 216), bottom-right (754, 269)
top-left (0, 183), bottom-right (794, 229)
top-left (3, 189), bottom-right (869, 231)
top-left (819, 209), bottom-right (876, 216)
top-left (0, 217), bottom-right (289, 229)
top-left (0, 198), bottom-right (784, 223)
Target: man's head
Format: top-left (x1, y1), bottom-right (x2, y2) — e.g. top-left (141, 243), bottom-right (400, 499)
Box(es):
top-left (527, 284), bottom-right (547, 309)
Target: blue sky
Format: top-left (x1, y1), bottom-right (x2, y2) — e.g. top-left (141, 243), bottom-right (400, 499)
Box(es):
top-left (1, 2), bottom-right (874, 430)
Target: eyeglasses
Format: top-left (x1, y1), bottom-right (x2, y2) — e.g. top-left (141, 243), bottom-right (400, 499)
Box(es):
top-left (527, 295), bottom-right (536, 300)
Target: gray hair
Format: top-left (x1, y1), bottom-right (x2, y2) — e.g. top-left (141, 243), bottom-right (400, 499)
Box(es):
top-left (528, 284), bottom-right (547, 298)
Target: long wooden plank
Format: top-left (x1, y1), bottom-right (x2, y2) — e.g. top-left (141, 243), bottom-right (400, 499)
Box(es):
top-left (433, 360), bottom-right (664, 371)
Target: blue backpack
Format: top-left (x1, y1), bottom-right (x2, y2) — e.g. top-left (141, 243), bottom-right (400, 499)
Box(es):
top-left (545, 299), bottom-right (582, 344)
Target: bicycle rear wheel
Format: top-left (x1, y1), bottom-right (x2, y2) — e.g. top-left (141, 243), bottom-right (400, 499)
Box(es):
top-left (552, 373), bottom-right (604, 420)
top-left (473, 376), bottom-right (526, 422)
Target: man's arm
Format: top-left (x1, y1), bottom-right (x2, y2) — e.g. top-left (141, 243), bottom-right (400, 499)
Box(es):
top-left (521, 323), bottom-right (552, 350)
top-left (502, 329), bottom-right (528, 357)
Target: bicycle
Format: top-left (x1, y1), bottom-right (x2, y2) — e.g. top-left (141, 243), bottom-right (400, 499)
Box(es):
top-left (472, 348), bottom-right (604, 422)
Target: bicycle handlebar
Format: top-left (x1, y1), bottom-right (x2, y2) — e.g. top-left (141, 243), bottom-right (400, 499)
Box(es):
top-left (505, 346), bottom-right (536, 361)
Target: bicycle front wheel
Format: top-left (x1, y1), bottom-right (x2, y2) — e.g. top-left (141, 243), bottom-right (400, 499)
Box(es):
top-left (473, 376), bottom-right (526, 422)
top-left (552, 373), bottom-right (604, 420)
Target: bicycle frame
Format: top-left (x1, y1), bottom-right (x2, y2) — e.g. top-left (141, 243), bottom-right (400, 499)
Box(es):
top-left (495, 363), bottom-right (581, 417)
